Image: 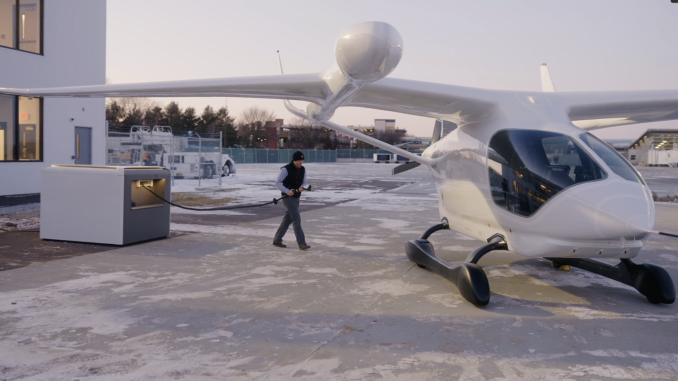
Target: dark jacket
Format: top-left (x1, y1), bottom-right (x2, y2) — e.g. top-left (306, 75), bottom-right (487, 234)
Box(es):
top-left (282, 162), bottom-right (305, 198)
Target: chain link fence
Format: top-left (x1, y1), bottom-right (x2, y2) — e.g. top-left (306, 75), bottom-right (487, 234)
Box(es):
top-left (108, 126), bottom-right (407, 170)
top-left (336, 149), bottom-right (384, 159)
top-left (221, 148), bottom-right (392, 163)
top-left (107, 126), bottom-right (422, 191)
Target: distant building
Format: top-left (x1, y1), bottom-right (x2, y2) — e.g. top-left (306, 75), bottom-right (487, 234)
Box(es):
top-left (625, 129), bottom-right (678, 166)
top-left (401, 136), bottom-right (432, 145)
top-left (270, 121), bottom-right (349, 149)
top-left (348, 121), bottom-right (407, 149)
top-left (603, 139), bottom-right (635, 152)
top-left (263, 119), bottom-right (284, 149)
top-left (374, 119), bottom-right (395, 132)
top-left (349, 126), bottom-right (375, 136)
top-left (333, 132), bottom-right (352, 148)
top-left (398, 136), bottom-right (431, 151)
top-left (263, 119), bottom-right (409, 149)
top-left (349, 120), bottom-right (406, 137)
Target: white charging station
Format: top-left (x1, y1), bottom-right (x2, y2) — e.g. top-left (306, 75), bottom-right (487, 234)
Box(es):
top-left (40, 165), bottom-right (171, 245)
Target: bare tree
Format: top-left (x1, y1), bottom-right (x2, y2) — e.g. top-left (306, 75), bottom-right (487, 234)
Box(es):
top-left (286, 117), bottom-right (333, 149)
top-left (110, 97), bottom-right (156, 115)
top-left (373, 129), bottom-right (404, 145)
top-left (351, 128), bottom-right (405, 149)
top-left (237, 106), bottom-right (276, 148)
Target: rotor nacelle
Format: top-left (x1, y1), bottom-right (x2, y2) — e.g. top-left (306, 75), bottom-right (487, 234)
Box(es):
top-left (335, 21), bottom-right (403, 83)
top-left (300, 22), bottom-right (404, 123)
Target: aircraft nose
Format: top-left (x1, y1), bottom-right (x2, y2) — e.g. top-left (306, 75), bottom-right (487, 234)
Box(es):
top-left (536, 178), bottom-right (654, 240)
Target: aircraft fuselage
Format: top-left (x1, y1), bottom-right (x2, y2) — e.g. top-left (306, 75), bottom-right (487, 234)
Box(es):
top-left (423, 120), bottom-right (654, 259)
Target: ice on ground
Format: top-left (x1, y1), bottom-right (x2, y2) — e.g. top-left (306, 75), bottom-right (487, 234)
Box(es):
top-left (171, 223), bottom-right (276, 237)
top-left (485, 264), bottom-right (637, 289)
top-left (0, 215), bottom-right (39, 230)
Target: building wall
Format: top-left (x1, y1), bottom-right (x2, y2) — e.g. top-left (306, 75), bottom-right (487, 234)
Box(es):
top-left (263, 119), bottom-right (283, 149)
top-left (374, 119), bottom-right (395, 132)
top-left (0, 0), bottom-right (106, 196)
top-left (626, 148), bottom-right (645, 165)
top-left (264, 126), bottom-right (278, 149)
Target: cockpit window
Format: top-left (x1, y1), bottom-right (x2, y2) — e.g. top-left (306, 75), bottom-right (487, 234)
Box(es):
top-left (488, 130), bottom-right (606, 217)
top-left (579, 133), bottom-right (644, 185)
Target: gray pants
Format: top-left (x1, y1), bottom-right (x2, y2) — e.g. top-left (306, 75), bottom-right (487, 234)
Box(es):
top-left (273, 197), bottom-right (306, 246)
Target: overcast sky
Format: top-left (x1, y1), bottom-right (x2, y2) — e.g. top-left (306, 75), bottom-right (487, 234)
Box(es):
top-left (107, 0), bottom-right (678, 139)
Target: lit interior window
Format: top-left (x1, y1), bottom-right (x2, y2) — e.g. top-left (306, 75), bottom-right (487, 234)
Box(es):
top-left (0, 0), bottom-right (16, 49)
top-left (0, 95), bottom-right (16, 161)
top-left (18, 0), bottom-right (40, 54)
top-left (18, 96), bottom-right (41, 161)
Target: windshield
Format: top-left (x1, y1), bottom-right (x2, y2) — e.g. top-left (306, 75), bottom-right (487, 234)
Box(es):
top-left (488, 130), bottom-right (606, 217)
top-left (579, 133), bottom-right (644, 185)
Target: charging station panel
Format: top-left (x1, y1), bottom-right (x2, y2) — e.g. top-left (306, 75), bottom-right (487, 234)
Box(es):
top-left (41, 165), bottom-right (171, 245)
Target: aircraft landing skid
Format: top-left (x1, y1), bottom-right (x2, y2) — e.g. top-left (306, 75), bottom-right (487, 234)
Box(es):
top-left (405, 222), bottom-right (507, 306)
top-left (406, 222), bottom-right (676, 306)
top-left (546, 257), bottom-right (676, 304)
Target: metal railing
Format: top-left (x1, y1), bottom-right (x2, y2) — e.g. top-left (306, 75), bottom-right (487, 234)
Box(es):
top-left (107, 129), bottom-right (224, 186)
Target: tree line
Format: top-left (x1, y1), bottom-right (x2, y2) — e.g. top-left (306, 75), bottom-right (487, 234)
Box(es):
top-left (106, 98), bottom-right (240, 147)
top-left (106, 98), bottom-right (404, 149)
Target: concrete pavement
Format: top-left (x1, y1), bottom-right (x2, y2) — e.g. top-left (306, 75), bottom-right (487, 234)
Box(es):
top-left (1, 163), bottom-right (677, 380)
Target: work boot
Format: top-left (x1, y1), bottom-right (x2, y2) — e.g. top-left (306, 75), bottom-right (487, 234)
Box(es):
top-left (273, 242), bottom-right (287, 248)
top-left (299, 244), bottom-right (311, 251)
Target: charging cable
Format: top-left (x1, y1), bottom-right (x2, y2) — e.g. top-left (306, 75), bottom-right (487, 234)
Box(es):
top-left (141, 185), bottom-right (312, 211)
top-left (0, 186), bottom-right (314, 233)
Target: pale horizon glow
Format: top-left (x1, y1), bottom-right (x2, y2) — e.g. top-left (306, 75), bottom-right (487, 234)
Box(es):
top-left (107, 0), bottom-right (678, 139)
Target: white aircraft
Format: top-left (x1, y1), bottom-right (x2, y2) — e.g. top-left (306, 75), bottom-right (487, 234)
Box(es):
top-left (4, 22), bottom-right (677, 306)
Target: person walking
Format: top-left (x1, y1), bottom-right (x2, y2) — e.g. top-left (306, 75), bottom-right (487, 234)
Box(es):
top-left (273, 151), bottom-right (311, 250)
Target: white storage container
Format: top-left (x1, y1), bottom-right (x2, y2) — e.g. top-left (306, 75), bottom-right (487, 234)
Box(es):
top-left (40, 165), bottom-right (171, 245)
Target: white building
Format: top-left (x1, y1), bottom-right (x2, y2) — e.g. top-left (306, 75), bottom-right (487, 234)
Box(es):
top-left (0, 0), bottom-right (106, 199)
top-left (374, 119), bottom-right (395, 132)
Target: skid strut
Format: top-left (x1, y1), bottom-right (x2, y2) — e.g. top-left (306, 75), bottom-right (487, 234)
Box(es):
top-left (405, 223), bottom-right (507, 306)
top-left (546, 257), bottom-right (675, 304)
top-left (407, 224), bottom-right (674, 306)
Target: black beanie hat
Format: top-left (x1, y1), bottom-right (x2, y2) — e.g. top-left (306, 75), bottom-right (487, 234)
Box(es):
top-left (293, 151), bottom-right (305, 161)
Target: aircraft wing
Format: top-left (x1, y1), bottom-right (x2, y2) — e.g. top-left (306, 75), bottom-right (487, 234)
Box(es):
top-left (0, 73), bottom-right (330, 103)
top-left (554, 90), bottom-right (678, 130)
top-left (0, 72), bottom-right (504, 167)
top-left (347, 77), bottom-right (499, 125)
top-left (2, 74), bottom-right (502, 127)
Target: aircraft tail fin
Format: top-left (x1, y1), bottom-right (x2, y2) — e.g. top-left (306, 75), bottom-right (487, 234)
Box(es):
top-left (540, 64), bottom-right (556, 92)
top-left (432, 119), bottom-right (442, 144)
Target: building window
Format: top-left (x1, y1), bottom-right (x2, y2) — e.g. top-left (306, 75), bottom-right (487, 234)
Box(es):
top-left (0, 0), bottom-right (42, 54)
top-left (0, 95), bottom-right (16, 160)
top-left (0, 94), bottom-right (42, 162)
top-left (630, 155), bottom-right (637, 160)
